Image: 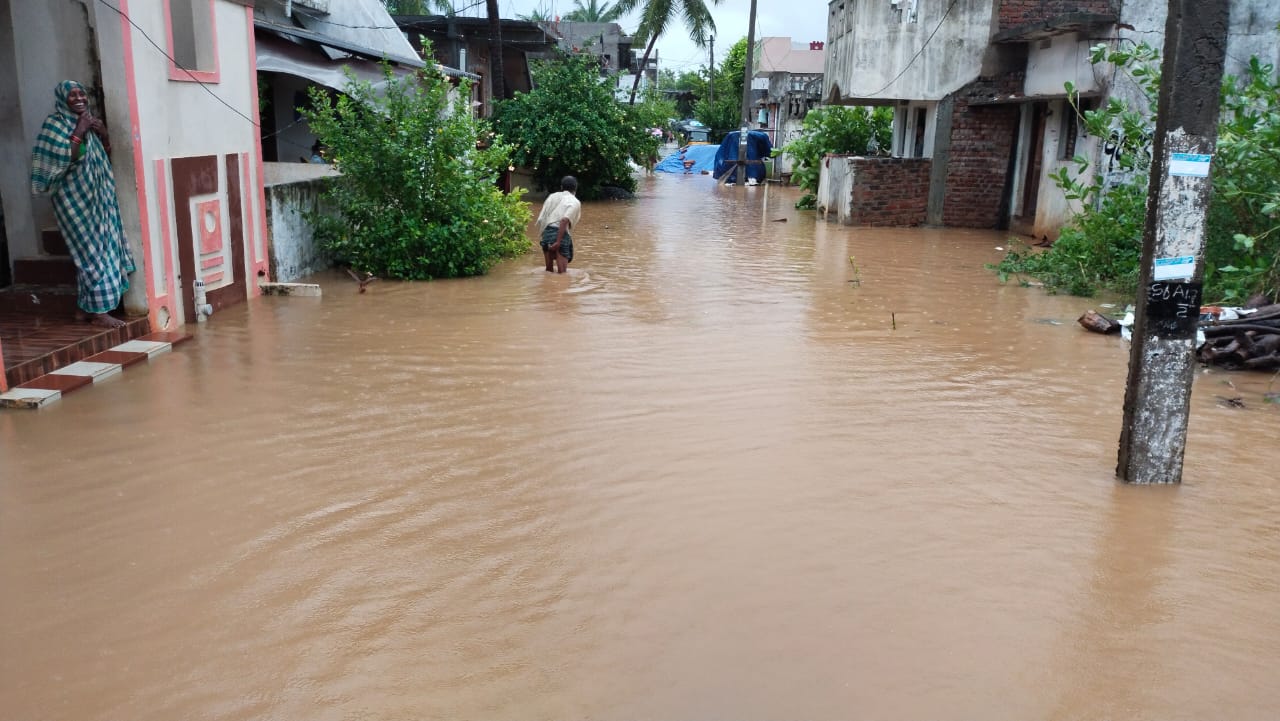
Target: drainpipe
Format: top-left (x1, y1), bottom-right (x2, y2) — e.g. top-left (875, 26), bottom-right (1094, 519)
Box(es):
top-left (193, 279), bottom-right (213, 321)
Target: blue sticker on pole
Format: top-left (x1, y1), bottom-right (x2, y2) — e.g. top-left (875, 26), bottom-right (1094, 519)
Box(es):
top-left (1169, 153), bottom-right (1212, 177)
top-left (1153, 255), bottom-right (1196, 280)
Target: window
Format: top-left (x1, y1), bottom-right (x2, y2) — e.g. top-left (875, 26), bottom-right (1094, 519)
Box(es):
top-left (912, 107), bottom-right (927, 157)
top-left (165, 0), bottom-right (219, 82)
top-left (1058, 98), bottom-right (1094, 160)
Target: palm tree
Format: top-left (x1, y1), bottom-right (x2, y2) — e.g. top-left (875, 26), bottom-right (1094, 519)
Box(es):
top-left (563, 0), bottom-right (624, 22)
top-left (518, 3), bottom-right (554, 21)
top-left (615, 0), bottom-right (721, 104)
top-left (382, 0), bottom-right (462, 15)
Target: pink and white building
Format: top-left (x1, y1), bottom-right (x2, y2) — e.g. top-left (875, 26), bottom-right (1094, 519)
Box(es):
top-left (0, 0), bottom-right (270, 389)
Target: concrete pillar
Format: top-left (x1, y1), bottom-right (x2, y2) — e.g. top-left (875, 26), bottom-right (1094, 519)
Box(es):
top-left (1116, 0), bottom-right (1230, 484)
top-left (926, 95), bottom-right (954, 226)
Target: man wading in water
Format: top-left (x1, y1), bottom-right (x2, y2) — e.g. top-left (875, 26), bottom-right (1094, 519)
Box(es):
top-left (535, 176), bottom-right (581, 274)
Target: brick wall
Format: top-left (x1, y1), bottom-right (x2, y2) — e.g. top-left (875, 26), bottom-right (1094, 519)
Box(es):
top-left (848, 158), bottom-right (931, 226)
top-left (942, 75), bottom-right (1023, 229)
top-left (998, 0), bottom-right (1116, 31)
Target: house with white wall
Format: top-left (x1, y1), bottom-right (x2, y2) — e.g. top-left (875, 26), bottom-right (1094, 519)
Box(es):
top-left (0, 0), bottom-right (270, 389)
top-left (821, 0), bottom-right (1280, 233)
top-left (752, 37), bottom-right (826, 177)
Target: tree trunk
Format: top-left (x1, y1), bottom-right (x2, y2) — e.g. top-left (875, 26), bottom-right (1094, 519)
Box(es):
top-left (487, 0), bottom-right (504, 103)
top-left (629, 35), bottom-right (658, 105)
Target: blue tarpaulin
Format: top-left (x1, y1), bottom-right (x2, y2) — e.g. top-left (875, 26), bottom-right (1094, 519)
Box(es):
top-left (713, 130), bottom-right (772, 183)
top-left (654, 144), bottom-right (719, 174)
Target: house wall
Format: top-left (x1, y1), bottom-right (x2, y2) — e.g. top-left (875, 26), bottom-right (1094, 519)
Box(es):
top-left (0, 0), bottom-right (100, 266)
top-left (816, 155), bottom-right (930, 226)
top-left (848, 157), bottom-right (931, 226)
top-left (997, 0), bottom-right (1116, 31)
top-left (264, 166), bottom-right (336, 283)
top-left (101, 0), bottom-right (268, 328)
top-left (826, 0), bottom-right (994, 102)
top-left (942, 88), bottom-right (1021, 228)
top-left (1024, 33), bottom-right (1098, 97)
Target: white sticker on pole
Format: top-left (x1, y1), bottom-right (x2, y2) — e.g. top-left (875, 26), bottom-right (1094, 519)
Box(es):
top-left (1168, 153), bottom-right (1212, 177)
top-left (1153, 255), bottom-right (1196, 280)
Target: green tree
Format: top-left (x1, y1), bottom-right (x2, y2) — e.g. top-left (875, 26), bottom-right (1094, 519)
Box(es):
top-left (783, 106), bottom-right (893, 207)
top-left (493, 53), bottom-right (647, 198)
top-left (563, 0), bottom-right (624, 22)
top-left (615, 0), bottom-right (722, 104)
top-left (303, 61), bottom-right (529, 280)
top-left (693, 37), bottom-right (746, 140)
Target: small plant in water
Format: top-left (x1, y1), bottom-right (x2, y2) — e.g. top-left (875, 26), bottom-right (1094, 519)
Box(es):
top-left (848, 255), bottom-right (862, 287)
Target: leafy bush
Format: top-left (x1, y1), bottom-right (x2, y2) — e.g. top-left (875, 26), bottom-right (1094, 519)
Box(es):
top-left (1208, 56), bottom-right (1280, 302)
top-left (492, 53), bottom-right (647, 199)
top-left (994, 181), bottom-right (1146, 296)
top-left (302, 61), bottom-right (529, 280)
top-left (782, 106), bottom-right (893, 202)
top-left (996, 42), bottom-right (1280, 302)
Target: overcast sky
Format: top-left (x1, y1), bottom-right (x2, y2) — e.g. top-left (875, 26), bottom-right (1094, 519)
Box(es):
top-left (490, 0), bottom-right (832, 75)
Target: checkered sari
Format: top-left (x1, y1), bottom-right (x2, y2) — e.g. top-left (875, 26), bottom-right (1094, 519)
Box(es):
top-left (30, 80), bottom-right (135, 314)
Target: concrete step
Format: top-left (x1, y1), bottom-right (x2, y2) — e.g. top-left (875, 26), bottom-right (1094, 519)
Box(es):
top-left (41, 228), bottom-right (68, 256)
top-left (13, 256), bottom-right (76, 286)
top-left (0, 284), bottom-right (80, 314)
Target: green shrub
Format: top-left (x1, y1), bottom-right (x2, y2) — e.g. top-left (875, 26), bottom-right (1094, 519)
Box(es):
top-left (995, 43), bottom-right (1280, 302)
top-left (994, 181), bottom-right (1146, 296)
top-left (492, 53), bottom-right (646, 199)
top-left (303, 60), bottom-right (529, 280)
top-left (782, 106), bottom-right (893, 204)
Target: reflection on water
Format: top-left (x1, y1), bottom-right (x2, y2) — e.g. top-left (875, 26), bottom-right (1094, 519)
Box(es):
top-left (2, 174), bottom-right (1279, 720)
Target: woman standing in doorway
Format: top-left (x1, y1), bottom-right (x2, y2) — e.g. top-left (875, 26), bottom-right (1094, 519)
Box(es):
top-left (30, 80), bottom-right (134, 328)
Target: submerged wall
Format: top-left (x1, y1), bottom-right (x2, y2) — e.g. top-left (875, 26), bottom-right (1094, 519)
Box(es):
top-left (264, 163), bottom-right (337, 283)
top-left (818, 155), bottom-right (930, 226)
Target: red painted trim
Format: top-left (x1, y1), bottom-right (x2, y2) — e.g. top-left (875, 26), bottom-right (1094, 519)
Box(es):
top-left (240, 151), bottom-right (255, 276)
top-left (118, 0), bottom-right (161, 330)
top-left (153, 160), bottom-right (178, 328)
top-left (163, 0), bottom-right (222, 83)
top-left (245, 7), bottom-right (270, 290)
top-left (0, 337), bottom-right (8, 392)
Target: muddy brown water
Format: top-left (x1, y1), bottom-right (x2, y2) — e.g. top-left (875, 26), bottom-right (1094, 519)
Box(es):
top-left (2, 175), bottom-right (1280, 720)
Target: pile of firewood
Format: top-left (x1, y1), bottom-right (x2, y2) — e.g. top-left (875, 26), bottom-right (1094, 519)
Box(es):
top-left (1078, 302), bottom-right (1280, 371)
top-left (1198, 304), bottom-right (1280, 370)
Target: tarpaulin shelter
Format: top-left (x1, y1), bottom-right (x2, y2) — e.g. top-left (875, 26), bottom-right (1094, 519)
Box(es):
top-left (713, 131), bottom-right (773, 184)
top-left (655, 144), bottom-right (719, 174)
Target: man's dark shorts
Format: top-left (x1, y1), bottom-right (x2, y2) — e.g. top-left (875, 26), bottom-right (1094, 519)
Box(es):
top-left (540, 224), bottom-right (573, 262)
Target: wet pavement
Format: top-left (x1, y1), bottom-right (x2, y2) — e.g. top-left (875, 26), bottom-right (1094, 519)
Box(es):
top-left (2, 174), bottom-right (1279, 720)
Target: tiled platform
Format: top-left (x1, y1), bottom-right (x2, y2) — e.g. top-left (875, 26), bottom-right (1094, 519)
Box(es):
top-left (0, 304), bottom-right (151, 387)
top-left (0, 332), bottom-right (191, 409)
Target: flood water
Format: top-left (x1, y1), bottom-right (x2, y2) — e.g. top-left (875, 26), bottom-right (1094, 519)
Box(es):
top-left (3, 175), bottom-right (1280, 720)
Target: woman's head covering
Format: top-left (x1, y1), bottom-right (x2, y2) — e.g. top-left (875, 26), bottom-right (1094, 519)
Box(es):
top-left (54, 80), bottom-right (84, 118)
top-left (32, 81), bottom-right (87, 194)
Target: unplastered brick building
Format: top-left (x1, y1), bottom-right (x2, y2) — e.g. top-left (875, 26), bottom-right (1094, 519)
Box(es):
top-left (820, 0), bottom-right (1280, 232)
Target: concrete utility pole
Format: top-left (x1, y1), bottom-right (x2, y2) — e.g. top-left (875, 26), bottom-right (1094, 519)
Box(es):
top-left (737, 0), bottom-right (758, 185)
top-left (708, 36), bottom-right (714, 109)
top-left (1116, 0), bottom-right (1230, 484)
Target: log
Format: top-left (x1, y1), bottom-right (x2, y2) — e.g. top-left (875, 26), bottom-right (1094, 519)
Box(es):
top-left (1078, 309), bottom-right (1121, 334)
top-left (1243, 353), bottom-right (1280, 369)
top-left (1201, 324), bottom-right (1280, 337)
